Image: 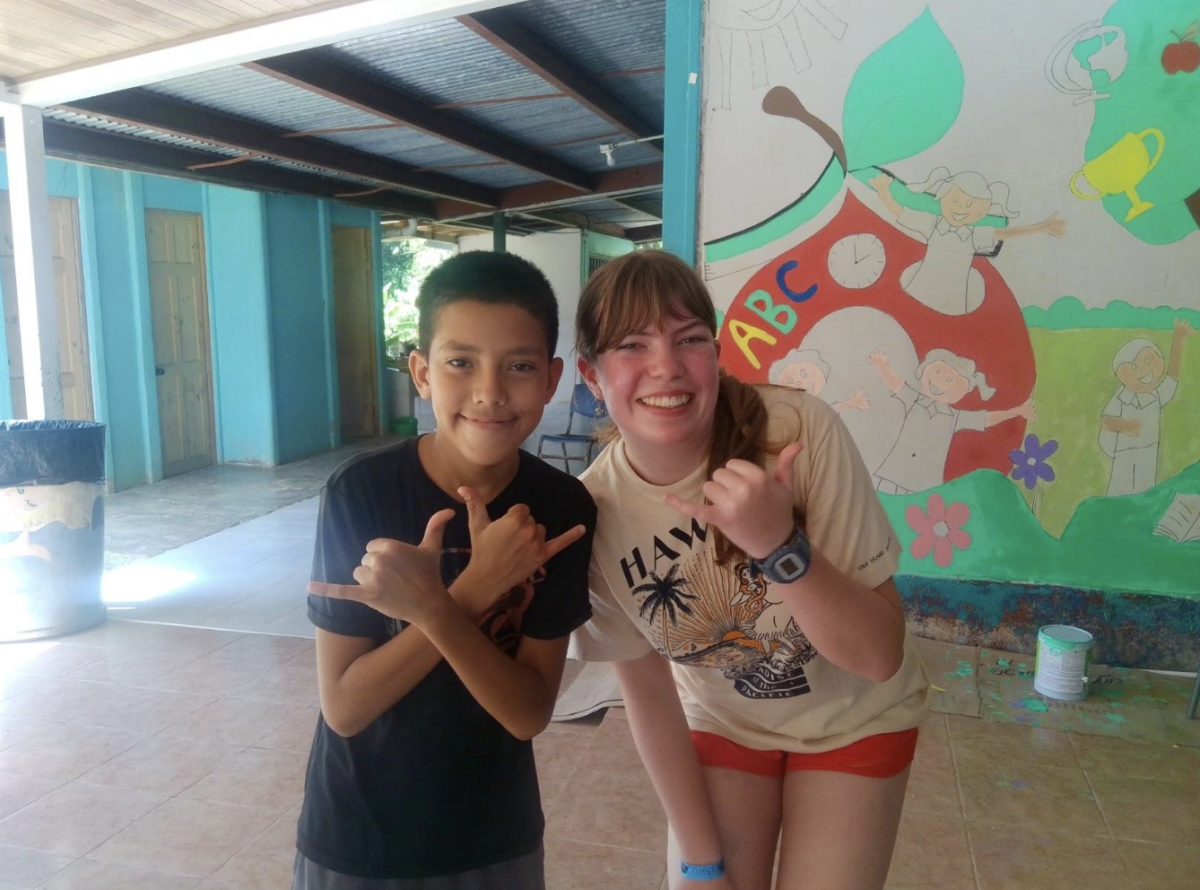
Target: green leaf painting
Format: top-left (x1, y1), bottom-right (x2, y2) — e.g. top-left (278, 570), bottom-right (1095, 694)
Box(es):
top-left (842, 8), bottom-right (964, 172)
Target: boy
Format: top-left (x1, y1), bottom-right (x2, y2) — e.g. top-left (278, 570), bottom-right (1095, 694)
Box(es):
top-left (295, 251), bottom-right (596, 888)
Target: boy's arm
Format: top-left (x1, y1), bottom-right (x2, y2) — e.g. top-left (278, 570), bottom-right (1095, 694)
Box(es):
top-left (1168, 318), bottom-right (1192, 380)
top-left (314, 564), bottom-right (514, 738)
top-left (420, 606), bottom-right (568, 740)
top-left (312, 503), bottom-right (587, 739)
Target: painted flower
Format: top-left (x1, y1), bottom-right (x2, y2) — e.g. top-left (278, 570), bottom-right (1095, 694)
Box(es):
top-left (906, 494), bottom-right (971, 568)
top-left (1009, 434), bottom-right (1058, 490)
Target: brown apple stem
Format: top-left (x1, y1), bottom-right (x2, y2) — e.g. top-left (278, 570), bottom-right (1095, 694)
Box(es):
top-left (762, 86), bottom-right (847, 171)
top-left (1186, 186), bottom-right (1200, 230)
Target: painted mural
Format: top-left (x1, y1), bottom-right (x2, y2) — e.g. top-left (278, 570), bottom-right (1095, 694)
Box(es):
top-left (700, 0), bottom-right (1200, 598)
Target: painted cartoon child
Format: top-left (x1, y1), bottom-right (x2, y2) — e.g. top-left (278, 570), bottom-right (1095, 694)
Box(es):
top-left (869, 168), bottom-right (1066, 315)
top-left (1099, 319), bottom-right (1192, 496)
top-left (869, 348), bottom-right (1035, 494)
top-left (768, 348), bottom-right (870, 412)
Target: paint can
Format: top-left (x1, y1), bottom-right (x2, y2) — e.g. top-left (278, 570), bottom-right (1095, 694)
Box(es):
top-left (1033, 625), bottom-right (1094, 701)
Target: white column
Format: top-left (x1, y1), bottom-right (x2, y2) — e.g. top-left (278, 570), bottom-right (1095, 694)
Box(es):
top-left (2, 103), bottom-right (63, 419)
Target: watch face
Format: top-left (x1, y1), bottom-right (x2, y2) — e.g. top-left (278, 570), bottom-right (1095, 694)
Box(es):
top-left (776, 553), bottom-right (808, 581)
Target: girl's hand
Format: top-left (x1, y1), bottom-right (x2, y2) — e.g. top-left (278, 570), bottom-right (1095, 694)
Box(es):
top-left (663, 442), bottom-right (803, 560)
top-left (457, 487), bottom-right (586, 611)
top-left (307, 509), bottom-right (455, 625)
top-left (1042, 212), bottom-right (1067, 237)
top-left (869, 172), bottom-right (893, 193)
top-left (867, 348), bottom-right (889, 368)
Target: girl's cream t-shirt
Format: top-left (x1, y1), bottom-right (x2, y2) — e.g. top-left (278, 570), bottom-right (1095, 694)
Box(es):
top-left (569, 386), bottom-right (930, 752)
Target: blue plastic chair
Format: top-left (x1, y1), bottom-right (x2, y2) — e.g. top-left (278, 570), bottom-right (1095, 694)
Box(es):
top-left (536, 383), bottom-right (607, 472)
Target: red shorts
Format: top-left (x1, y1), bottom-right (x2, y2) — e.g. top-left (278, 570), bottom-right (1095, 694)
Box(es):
top-left (690, 728), bottom-right (918, 779)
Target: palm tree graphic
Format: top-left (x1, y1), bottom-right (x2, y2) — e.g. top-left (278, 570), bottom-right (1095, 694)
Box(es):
top-left (632, 564), bottom-right (698, 657)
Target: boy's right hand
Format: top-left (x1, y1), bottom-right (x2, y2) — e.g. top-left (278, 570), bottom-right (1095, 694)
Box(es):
top-left (453, 487), bottom-right (586, 616)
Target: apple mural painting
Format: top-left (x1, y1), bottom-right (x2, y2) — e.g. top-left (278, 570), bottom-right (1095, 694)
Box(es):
top-left (717, 190), bottom-right (1036, 488)
top-left (1161, 22), bottom-right (1199, 74)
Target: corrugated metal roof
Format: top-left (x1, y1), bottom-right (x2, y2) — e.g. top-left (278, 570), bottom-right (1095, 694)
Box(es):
top-left (324, 19), bottom-right (548, 106)
top-left (547, 138), bottom-right (661, 172)
top-left (446, 164), bottom-right (543, 188)
top-left (454, 96), bottom-right (611, 148)
top-left (146, 66), bottom-right (389, 134)
top-left (516, 0), bottom-right (665, 74)
top-left (38, 0), bottom-right (666, 230)
top-left (597, 71), bottom-right (665, 130)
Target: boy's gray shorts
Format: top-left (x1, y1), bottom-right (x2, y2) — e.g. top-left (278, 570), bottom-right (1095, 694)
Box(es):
top-left (292, 847), bottom-right (545, 890)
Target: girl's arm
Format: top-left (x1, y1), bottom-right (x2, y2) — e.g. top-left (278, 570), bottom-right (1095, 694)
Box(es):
top-left (995, 212), bottom-right (1066, 240)
top-left (774, 558), bottom-right (905, 682)
top-left (868, 349), bottom-right (905, 395)
top-left (984, 397), bottom-right (1035, 428)
top-left (665, 440), bottom-right (906, 683)
top-left (869, 173), bottom-right (903, 217)
top-left (614, 651), bottom-right (733, 890)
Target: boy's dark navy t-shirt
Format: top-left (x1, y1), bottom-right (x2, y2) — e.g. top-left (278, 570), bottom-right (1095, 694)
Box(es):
top-left (296, 437), bottom-right (595, 879)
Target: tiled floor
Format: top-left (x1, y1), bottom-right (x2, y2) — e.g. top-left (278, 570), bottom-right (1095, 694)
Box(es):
top-left (2, 455), bottom-right (1196, 889)
top-left (0, 624), bottom-right (1198, 889)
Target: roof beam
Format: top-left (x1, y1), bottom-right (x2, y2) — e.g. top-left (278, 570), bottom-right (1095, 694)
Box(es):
top-left (13, 0), bottom-right (526, 107)
top-left (1, 118), bottom-right (435, 217)
top-left (458, 9), bottom-right (661, 151)
top-left (626, 223), bottom-right (662, 243)
top-left (516, 209), bottom-right (625, 238)
top-left (610, 193), bottom-right (663, 219)
top-left (434, 162), bottom-right (660, 220)
top-left (250, 53), bottom-right (596, 192)
top-left (64, 89), bottom-right (497, 207)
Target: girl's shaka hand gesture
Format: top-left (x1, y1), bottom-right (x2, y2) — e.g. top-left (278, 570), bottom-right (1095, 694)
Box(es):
top-left (664, 442), bottom-right (803, 559)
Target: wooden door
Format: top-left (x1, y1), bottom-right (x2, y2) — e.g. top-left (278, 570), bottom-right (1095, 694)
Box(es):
top-left (1, 193), bottom-right (92, 419)
top-left (145, 210), bottom-right (215, 477)
top-left (333, 225), bottom-right (378, 438)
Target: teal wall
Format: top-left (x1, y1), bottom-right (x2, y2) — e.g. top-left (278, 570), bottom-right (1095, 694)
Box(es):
top-left (266, 193), bottom-right (332, 464)
top-left (205, 186), bottom-right (277, 466)
top-left (0, 150), bottom-right (381, 491)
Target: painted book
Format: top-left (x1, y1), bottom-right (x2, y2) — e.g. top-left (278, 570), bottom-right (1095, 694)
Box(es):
top-left (1154, 494), bottom-right (1200, 544)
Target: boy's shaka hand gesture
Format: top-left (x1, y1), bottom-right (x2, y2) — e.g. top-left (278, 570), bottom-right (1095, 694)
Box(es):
top-left (663, 441), bottom-right (803, 560)
top-left (455, 487), bottom-right (586, 617)
top-left (308, 509), bottom-right (457, 625)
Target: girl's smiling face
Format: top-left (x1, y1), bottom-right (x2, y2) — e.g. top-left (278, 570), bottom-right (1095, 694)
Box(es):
top-left (920, 361), bottom-right (970, 404)
top-left (939, 185), bottom-right (991, 227)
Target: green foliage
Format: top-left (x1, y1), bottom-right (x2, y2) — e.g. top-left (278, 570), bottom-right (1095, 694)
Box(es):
top-left (381, 240), bottom-right (452, 363)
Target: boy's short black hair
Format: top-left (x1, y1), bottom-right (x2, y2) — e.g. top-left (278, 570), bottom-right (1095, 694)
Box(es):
top-left (417, 251), bottom-right (558, 356)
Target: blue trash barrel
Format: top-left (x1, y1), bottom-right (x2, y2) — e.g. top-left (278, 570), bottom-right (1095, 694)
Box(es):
top-left (0, 420), bottom-right (107, 641)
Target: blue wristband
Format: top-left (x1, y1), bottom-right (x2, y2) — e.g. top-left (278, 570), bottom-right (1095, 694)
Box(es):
top-left (680, 858), bottom-right (725, 881)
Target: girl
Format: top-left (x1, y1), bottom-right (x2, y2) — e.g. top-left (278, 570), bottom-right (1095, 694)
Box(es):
top-left (569, 251), bottom-right (929, 890)
top-left (870, 167), bottom-right (1065, 315)
top-left (869, 347), bottom-right (1034, 495)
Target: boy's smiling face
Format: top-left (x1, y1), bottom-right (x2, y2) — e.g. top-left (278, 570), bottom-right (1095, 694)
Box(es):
top-left (1115, 346), bottom-right (1165, 394)
top-left (411, 300), bottom-right (563, 478)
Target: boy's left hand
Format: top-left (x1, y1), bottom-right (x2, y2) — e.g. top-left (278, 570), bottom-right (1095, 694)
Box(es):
top-left (663, 442), bottom-right (803, 559)
top-left (307, 508), bottom-right (457, 625)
